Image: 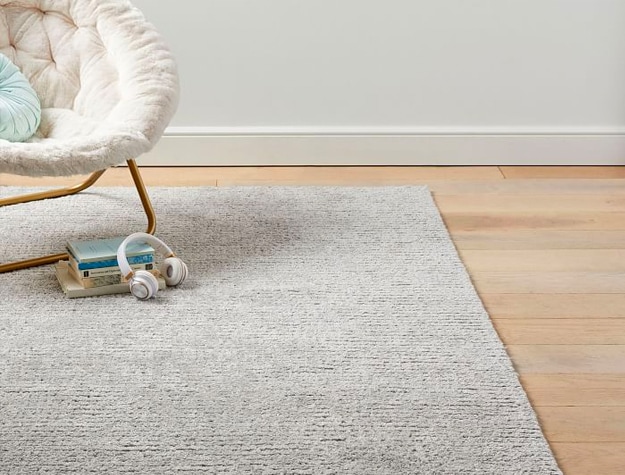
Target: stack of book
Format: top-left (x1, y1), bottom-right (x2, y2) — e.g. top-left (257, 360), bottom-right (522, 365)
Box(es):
top-left (55, 236), bottom-right (165, 298)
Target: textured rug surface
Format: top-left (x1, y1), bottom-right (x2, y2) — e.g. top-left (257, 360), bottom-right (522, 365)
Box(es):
top-left (0, 186), bottom-right (561, 474)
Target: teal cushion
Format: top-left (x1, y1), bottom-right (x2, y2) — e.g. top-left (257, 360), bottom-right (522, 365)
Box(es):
top-left (0, 54), bottom-right (41, 142)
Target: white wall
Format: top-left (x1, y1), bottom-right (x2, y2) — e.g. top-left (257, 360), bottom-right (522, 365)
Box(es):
top-left (133, 0), bottom-right (625, 165)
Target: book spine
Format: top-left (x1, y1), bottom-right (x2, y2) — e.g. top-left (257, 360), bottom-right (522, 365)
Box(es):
top-left (69, 256), bottom-right (154, 278)
top-left (72, 253), bottom-right (154, 270)
top-left (68, 267), bottom-right (122, 289)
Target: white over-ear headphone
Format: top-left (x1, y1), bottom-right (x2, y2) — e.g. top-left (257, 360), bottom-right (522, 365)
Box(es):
top-left (117, 232), bottom-right (188, 300)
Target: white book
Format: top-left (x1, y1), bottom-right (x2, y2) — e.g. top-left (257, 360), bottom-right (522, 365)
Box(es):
top-left (68, 266), bottom-right (123, 288)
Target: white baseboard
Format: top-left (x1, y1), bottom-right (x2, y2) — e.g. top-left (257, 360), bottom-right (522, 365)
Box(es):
top-left (136, 127), bottom-right (625, 166)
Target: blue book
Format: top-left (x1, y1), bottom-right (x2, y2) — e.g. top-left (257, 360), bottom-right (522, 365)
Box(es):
top-left (67, 236), bottom-right (154, 269)
top-left (70, 253), bottom-right (154, 271)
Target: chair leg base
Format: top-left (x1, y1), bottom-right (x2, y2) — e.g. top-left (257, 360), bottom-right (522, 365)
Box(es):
top-left (0, 159), bottom-right (156, 274)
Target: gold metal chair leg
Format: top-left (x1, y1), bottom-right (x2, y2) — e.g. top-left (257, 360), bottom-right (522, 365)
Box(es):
top-left (127, 159), bottom-right (156, 235)
top-left (0, 169), bottom-right (106, 207)
top-left (0, 159), bottom-right (156, 274)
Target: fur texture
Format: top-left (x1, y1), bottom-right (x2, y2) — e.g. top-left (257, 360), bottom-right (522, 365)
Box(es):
top-left (0, 0), bottom-right (179, 176)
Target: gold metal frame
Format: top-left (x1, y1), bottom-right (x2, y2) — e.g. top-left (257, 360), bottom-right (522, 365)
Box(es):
top-left (0, 159), bottom-right (156, 274)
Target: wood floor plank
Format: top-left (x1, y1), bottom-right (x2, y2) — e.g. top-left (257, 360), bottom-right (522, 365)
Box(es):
top-left (460, 250), bottom-right (625, 272)
top-left (493, 319), bottom-right (625, 345)
top-left (436, 194), bottom-right (625, 213)
top-left (507, 345), bottom-right (625, 374)
top-left (430, 179), bottom-right (625, 195)
top-left (451, 230), bottom-right (625, 250)
top-left (520, 375), bottom-right (625, 406)
top-left (3, 167), bottom-right (623, 187)
top-left (443, 212), bottom-right (625, 231)
top-left (551, 443), bottom-right (625, 475)
top-left (0, 166), bottom-right (503, 187)
top-left (501, 166), bottom-right (625, 179)
top-left (480, 294), bottom-right (625, 319)
top-left (0, 168), bottom-right (220, 187)
top-left (212, 166), bottom-right (503, 185)
top-left (471, 272), bottom-right (625, 294)
top-left (536, 407), bottom-right (625, 442)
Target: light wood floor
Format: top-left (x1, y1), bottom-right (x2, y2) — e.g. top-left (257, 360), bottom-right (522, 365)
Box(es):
top-left (3, 165), bottom-right (625, 475)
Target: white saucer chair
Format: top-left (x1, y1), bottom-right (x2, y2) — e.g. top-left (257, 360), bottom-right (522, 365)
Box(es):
top-left (0, 0), bottom-right (179, 273)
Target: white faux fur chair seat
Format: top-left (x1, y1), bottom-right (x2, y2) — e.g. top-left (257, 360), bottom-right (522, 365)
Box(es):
top-left (0, 0), bottom-right (178, 177)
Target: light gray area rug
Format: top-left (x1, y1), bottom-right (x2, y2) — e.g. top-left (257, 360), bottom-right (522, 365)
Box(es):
top-left (0, 186), bottom-right (561, 474)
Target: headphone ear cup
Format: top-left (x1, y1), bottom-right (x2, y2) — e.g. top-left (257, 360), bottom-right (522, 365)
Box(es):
top-left (160, 257), bottom-right (188, 287)
top-left (129, 270), bottom-right (160, 300)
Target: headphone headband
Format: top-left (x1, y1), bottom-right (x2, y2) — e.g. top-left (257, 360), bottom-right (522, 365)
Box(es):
top-left (117, 232), bottom-right (175, 279)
